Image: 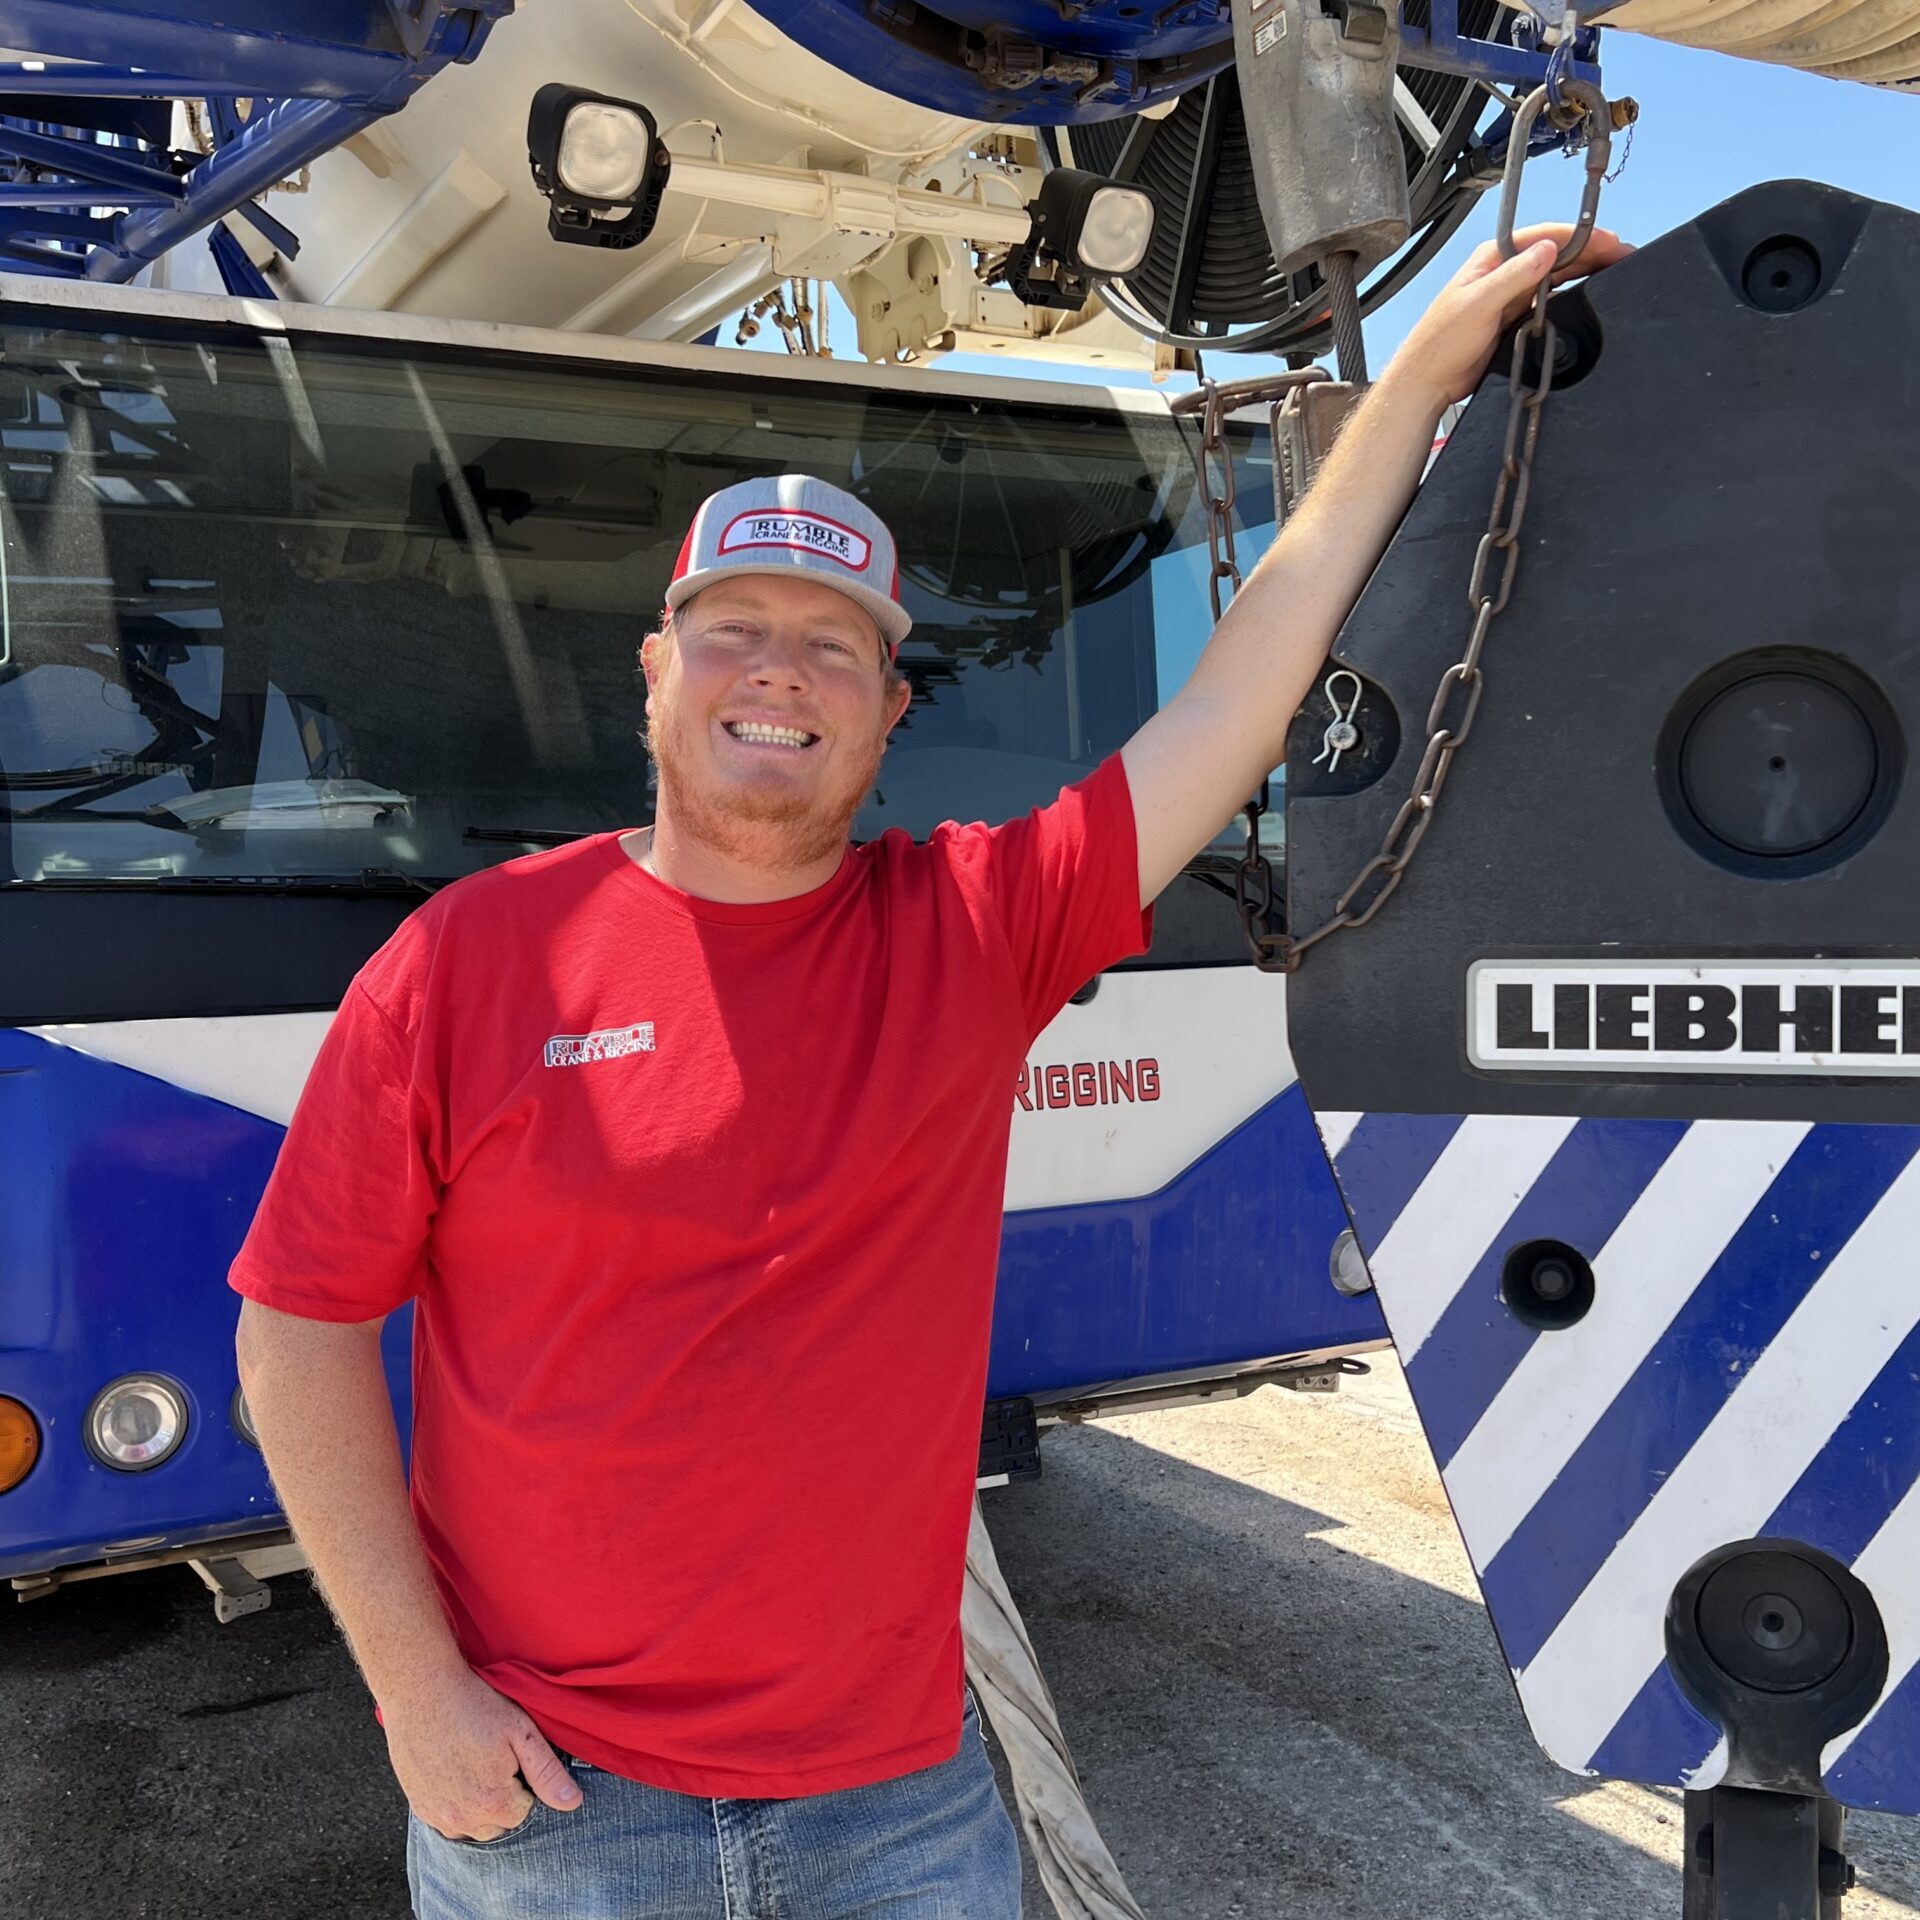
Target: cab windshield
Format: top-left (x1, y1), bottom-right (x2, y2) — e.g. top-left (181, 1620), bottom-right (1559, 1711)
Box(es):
top-left (0, 310), bottom-right (1276, 894)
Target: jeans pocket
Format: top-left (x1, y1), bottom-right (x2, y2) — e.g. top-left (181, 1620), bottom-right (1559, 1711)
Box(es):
top-left (963, 1686), bottom-right (990, 1747)
top-left (438, 1796), bottom-right (542, 1851)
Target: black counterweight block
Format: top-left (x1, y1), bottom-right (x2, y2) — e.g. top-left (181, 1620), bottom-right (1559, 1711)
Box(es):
top-left (1283, 180), bottom-right (1920, 1127)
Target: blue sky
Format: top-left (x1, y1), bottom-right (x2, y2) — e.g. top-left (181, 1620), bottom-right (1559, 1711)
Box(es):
top-left (761, 35), bottom-right (1919, 385)
top-left (1358, 33), bottom-right (1920, 366)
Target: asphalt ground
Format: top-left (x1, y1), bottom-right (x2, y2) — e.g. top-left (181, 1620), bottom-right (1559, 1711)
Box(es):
top-left (7, 1360), bottom-right (1919, 1920)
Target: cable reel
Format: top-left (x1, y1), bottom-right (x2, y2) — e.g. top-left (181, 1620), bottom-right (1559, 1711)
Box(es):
top-left (1051, 0), bottom-right (1515, 357)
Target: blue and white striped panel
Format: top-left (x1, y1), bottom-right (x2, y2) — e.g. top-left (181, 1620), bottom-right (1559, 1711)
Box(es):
top-left (1316, 1110), bottom-right (1920, 1814)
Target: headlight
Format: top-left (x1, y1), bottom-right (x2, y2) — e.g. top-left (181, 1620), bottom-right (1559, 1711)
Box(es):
top-left (231, 1384), bottom-right (261, 1449)
top-left (86, 1375), bottom-right (189, 1471)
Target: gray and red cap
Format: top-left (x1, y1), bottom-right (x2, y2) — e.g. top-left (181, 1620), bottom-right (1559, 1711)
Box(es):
top-left (666, 474), bottom-right (912, 659)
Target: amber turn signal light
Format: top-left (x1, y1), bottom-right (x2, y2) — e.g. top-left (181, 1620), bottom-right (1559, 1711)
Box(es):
top-left (0, 1397), bottom-right (40, 1493)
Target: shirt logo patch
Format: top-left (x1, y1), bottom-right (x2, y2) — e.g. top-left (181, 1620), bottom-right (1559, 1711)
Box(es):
top-left (717, 510), bottom-right (871, 572)
top-left (544, 1023), bottom-right (656, 1068)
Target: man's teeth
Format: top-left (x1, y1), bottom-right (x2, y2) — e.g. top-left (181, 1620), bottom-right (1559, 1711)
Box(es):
top-left (727, 721), bottom-right (816, 748)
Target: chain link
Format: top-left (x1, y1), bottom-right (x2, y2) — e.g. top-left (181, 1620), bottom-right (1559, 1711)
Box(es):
top-left (1174, 79), bottom-right (1610, 973)
top-left (1172, 370), bottom-right (1333, 967)
top-left (1184, 378), bottom-right (1235, 623)
top-left (1172, 369), bottom-right (1334, 624)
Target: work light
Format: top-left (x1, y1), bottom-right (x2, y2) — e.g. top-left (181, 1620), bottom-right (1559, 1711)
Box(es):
top-left (1004, 168), bottom-right (1157, 311)
top-left (526, 84), bottom-right (673, 250)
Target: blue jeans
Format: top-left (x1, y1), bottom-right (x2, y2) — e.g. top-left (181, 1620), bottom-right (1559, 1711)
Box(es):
top-left (406, 1697), bottom-right (1022, 1919)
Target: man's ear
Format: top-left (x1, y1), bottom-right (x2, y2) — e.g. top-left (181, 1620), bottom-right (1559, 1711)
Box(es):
top-left (883, 672), bottom-right (913, 735)
top-left (639, 629), bottom-right (665, 691)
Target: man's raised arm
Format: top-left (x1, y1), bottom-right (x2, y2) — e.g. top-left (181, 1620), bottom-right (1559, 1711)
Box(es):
top-left (1122, 224), bottom-right (1632, 909)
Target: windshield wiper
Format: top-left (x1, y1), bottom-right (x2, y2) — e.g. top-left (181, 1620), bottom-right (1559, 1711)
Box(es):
top-left (1179, 851), bottom-right (1248, 905)
top-left (6, 870), bottom-right (454, 896)
top-left (357, 867), bottom-right (447, 897)
top-left (464, 826), bottom-right (592, 848)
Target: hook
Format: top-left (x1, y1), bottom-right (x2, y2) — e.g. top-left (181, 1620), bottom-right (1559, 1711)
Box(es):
top-left (1312, 669), bottom-right (1364, 774)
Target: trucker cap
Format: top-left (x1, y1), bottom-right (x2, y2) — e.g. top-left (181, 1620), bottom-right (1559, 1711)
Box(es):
top-left (665, 474), bottom-right (912, 658)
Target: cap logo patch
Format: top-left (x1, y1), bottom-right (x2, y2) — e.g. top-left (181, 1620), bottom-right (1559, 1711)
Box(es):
top-left (717, 510), bottom-right (871, 572)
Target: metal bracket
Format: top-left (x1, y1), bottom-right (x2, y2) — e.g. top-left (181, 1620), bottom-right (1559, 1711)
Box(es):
top-left (1682, 1788), bottom-right (1853, 1920)
top-left (1273, 1364), bottom-right (1349, 1393)
top-left (1037, 1354), bottom-right (1373, 1425)
top-left (1273, 377), bottom-right (1367, 522)
top-left (1395, 0), bottom-right (1604, 90)
top-left (189, 1555), bottom-right (274, 1624)
top-left (189, 1540), bottom-right (310, 1623)
top-left (1324, 0), bottom-right (1394, 46)
top-left (660, 151), bottom-right (1037, 281)
top-left (977, 1397), bottom-right (1043, 1488)
top-left (10, 1528), bottom-right (303, 1609)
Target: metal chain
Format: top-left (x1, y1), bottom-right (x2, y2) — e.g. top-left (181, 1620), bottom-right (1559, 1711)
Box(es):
top-left (1189, 376), bottom-right (1239, 623)
top-left (1172, 368), bottom-right (1335, 968)
top-left (1173, 367), bottom-right (1335, 621)
top-left (1174, 77), bottom-right (1611, 974)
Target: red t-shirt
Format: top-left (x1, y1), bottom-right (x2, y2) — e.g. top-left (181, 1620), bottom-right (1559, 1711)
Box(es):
top-left (229, 756), bottom-right (1150, 1797)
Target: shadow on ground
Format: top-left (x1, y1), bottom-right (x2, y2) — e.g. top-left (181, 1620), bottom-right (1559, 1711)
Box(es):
top-left (4, 1566), bottom-right (407, 1919)
top-left (977, 1407), bottom-right (1920, 1920)
top-left (6, 1397), bottom-right (1916, 1919)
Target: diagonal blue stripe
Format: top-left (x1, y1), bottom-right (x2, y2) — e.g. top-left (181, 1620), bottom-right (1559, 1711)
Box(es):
top-left (1584, 1664), bottom-right (1720, 1786)
top-left (1763, 1315), bottom-right (1920, 1563)
top-left (1331, 1111), bottom-right (1464, 1250)
top-left (1827, 1668), bottom-right (1920, 1816)
top-left (1410, 1118), bottom-right (1689, 1468)
top-left (1582, 1320), bottom-right (1920, 1791)
top-left (1481, 1124), bottom-right (1920, 1674)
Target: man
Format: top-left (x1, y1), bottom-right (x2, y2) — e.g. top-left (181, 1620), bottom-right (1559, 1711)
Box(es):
top-left (232, 224), bottom-right (1627, 1919)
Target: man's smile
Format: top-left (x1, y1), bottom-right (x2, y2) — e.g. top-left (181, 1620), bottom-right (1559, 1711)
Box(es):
top-left (723, 720), bottom-right (820, 751)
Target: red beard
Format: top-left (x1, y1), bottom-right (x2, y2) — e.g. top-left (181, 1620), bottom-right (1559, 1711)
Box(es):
top-left (646, 686), bottom-right (890, 872)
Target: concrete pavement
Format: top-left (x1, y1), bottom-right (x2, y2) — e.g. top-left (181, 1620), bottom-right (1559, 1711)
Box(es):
top-left (6, 1360), bottom-right (1916, 1919)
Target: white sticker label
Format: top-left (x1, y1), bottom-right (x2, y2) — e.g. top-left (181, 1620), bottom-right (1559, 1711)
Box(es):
top-left (717, 510), bottom-right (871, 573)
top-left (1468, 960), bottom-right (1920, 1076)
top-left (1253, 14), bottom-right (1286, 52)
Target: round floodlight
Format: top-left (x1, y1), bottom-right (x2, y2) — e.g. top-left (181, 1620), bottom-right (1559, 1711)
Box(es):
top-left (557, 100), bottom-right (653, 202)
top-left (231, 1384), bottom-right (260, 1450)
top-left (86, 1374), bottom-right (188, 1472)
top-left (1076, 186), bottom-right (1155, 276)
